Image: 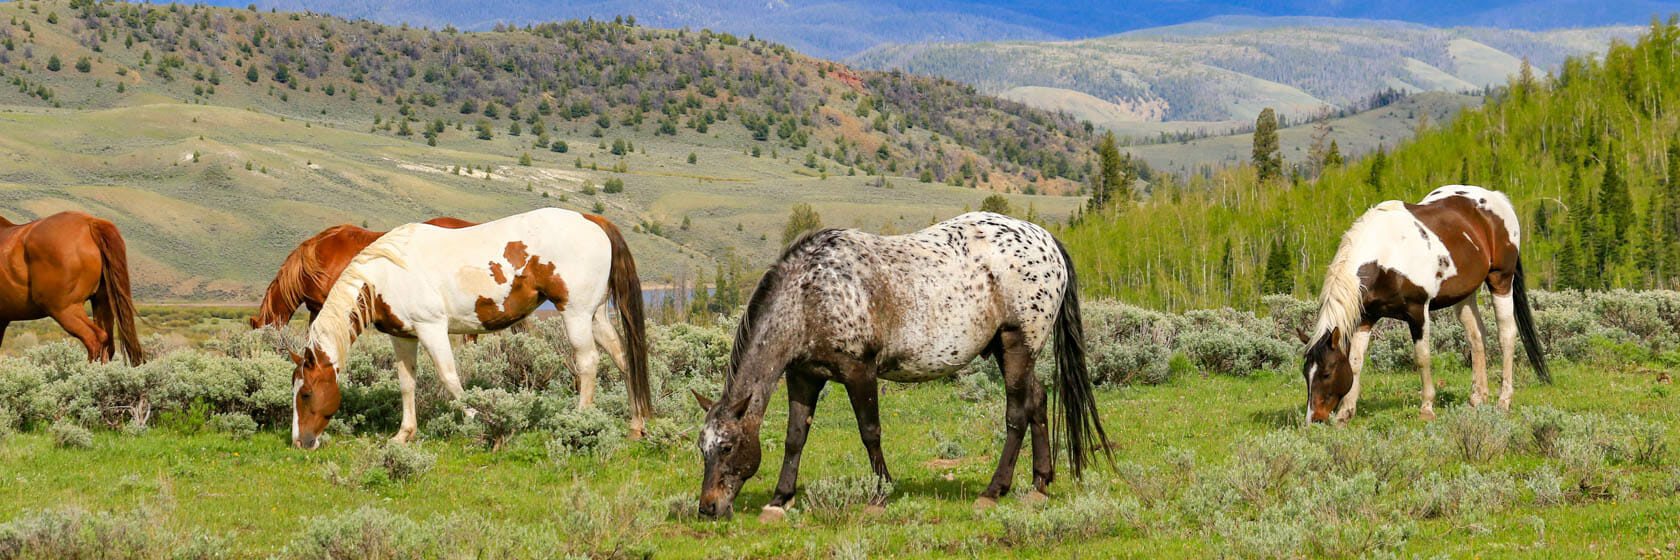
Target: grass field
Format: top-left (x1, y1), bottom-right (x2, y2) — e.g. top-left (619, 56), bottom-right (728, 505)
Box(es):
top-left (1, 295), bottom-right (1676, 558)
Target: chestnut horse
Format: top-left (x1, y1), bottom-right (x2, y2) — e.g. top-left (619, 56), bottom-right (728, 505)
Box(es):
top-left (250, 217), bottom-right (475, 329)
top-left (289, 208), bottom-right (650, 449)
top-left (1302, 185), bottom-right (1549, 424)
top-left (694, 212), bottom-right (1111, 520)
top-left (0, 212), bottom-right (142, 363)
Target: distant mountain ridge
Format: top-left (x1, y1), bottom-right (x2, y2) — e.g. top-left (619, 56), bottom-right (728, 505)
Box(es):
top-left (212, 1), bottom-right (1680, 59)
top-left (851, 20), bottom-right (1641, 129)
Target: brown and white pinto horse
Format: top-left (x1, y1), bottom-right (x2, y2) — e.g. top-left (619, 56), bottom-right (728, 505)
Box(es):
top-left (1303, 185), bottom-right (1549, 424)
top-left (0, 212), bottom-right (142, 363)
top-left (250, 217), bottom-right (475, 329)
top-left (289, 208), bottom-right (650, 449)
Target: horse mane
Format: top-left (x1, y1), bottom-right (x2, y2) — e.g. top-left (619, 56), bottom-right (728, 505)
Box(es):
top-left (727, 228), bottom-right (841, 381)
top-left (306, 224), bottom-right (418, 361)
top-left (261, 235), bottom-right (338, 322)
top-left (1309, 204), bottom-right (1400, 350)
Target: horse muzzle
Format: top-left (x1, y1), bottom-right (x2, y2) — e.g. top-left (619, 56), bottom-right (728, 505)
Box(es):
top-left (293, 433), bottom-right (321, 451)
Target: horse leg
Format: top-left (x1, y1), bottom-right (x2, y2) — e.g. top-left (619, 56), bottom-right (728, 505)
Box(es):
top-left (1491, 292), bottom-right (1518, 410)
top-left (1023, 353), bottom-right (1053, 500)
top-left (390, 336), bottom-right (421, 443)
top-left (590, 306), bottom-right (643, 437)
top-left (563, 311), bottom-right (600, 409)
top-left (1410, 309), bottom-right (1435, 420)
top-left (0, 321), bottom-right (8, 348)
top-left (762, 368), bottom-right (825, 522)
top-left (979, 330), bottom-right (1031, 507)
top-left (1334, 324), bottom-right (1373, 425)
top-left (416, 323), bottom-right (470, 417)
top-left (839, 359), bottom-right (890, 512)
top-left (1459, 299), bottom-right (1490, 406)
top-left (50, 306), bottom-right (108, 362)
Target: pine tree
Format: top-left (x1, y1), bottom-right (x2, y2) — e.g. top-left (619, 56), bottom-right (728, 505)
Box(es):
top-left (1597, 146), bottom-right (1632, 260)
top-left (1088, 131), bottom-right (1127, 211)
top-left (1252, 108), bottom-right (1282, 183)
top-left (782, 203), bottom-right (823, 246)
top-left (1218, 238), bottom-right (1235, 291)
top-left (1323, 140), bottom-right (1342, 169)
top-left (1365, 145), bottom-right (1386, 192)
top-left (1458, 157), bottom-right (1470, 185)
top-left (1261, 235), bottom-right (1294, 295)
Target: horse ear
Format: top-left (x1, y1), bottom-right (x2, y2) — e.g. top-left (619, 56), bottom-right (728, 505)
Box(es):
top-left (1327, 328), bottom-right (1343, 351)
top-left (288, 350), bottom-right (304, 365)
top-left (730, 395), bottom-right (752, 419)
top-left (691, 389), bottom-right (715, 412)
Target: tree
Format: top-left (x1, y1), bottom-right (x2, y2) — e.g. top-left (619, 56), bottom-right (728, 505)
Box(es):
top-left (782, 203), bottom-right (823, 246)
top-left (519, 152), bottom-right (532, 166)
top-left (1252, 108), bottom-right (1282, 183)
top-left (74, 57), bottom-right (91, 73)
top-left (1323, 140), bottom-right (1342, 169)
top-left (245, 65), bottom-right (258, 83)
top-left (979, 194), bottom-right (1012, 215)
top-left (1305, 115), bottom-right (1332, 176)
top-left (1217, 238), bottom-right (1235, 290)
top-left (1261, 235), bottom-right (1294, 295)
top-left (1088, 131), bottom-right (1127, 211)
top-left (1365, 144), bottom-right (1387, 192)
top-left (687, 152), bottom-right (697, 164)
top-left (1458, 157), bottom-right (1471, 184)
top-left (1597, 146), bottom-right (1632, 260)
top-left (46, 55), bottom-right (61, 72)
top-left (475, 119), bottom-right (493, 140)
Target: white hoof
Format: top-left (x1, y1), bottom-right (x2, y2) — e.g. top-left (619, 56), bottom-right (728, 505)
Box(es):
top-left (758, 505), bottom-right (786, 523)
top-left (464, 407), bottom-right (480, 420)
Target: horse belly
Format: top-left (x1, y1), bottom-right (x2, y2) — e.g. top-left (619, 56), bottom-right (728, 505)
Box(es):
top-left (877, 307), bottom-right (997, 383)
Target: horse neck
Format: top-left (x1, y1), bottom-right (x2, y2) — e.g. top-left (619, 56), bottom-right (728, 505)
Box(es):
top-left (253, 279), bottom-right (299, 327)
top-left (305, 265), bottom-right (379, 367)
top-left (1311, 257), bottom-right (1366, 346)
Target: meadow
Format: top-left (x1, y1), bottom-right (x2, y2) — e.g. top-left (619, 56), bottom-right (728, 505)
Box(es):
top-left (1, 291), bottom-right (1677, 558)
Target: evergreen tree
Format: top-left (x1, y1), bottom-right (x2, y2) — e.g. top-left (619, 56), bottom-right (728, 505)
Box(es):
top-left (782, 203), bottom-right (823, 246)
top-left (1218, 238), bottom-right (1234, 291)
top-left (1252, 108), bottom-right (1282, 183)
top-left (1365, 145), bottom-right (1387, 192)
top-left (1088, 131), bottom-right (1127, 211)
top-left (979, 194), bottom-right (1012, 215)
top-left (1261, 235), bottom-right (1294, 295)
top-left (1597, 147), bottom-right (1632, 262)
top-left (1458, 157), bottom-right (1470, 185)
top-left (1323, 140), bottom-right (1342, 169)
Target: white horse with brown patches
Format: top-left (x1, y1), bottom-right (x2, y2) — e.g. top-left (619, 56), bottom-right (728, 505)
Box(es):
top-left (1302, 185), bottom-right (1549, 424)
top-left (288, 208), bottom-right (651, 449)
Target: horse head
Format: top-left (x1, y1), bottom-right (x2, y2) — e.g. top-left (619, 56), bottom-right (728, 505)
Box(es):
top-left (1302, 327), bottom-right (1355, 424)
top-left (289, 347), bottom-right (342, 450)
top-left (694, 390), bottom-right (762, 519)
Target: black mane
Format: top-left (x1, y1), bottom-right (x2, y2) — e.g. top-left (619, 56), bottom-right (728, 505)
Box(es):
top-left (726, 228), bottom-right (842, 381)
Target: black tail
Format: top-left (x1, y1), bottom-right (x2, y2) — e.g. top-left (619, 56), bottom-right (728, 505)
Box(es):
top-left (1512, 258), bottom-right (1550, 383)
top-left (1051, 239), bottom-right (1113, 480)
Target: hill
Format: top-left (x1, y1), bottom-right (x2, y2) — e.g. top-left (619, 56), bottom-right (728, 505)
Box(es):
top-left (1057, 20), bottom-right (1680, 310)
top-left (210, 1), bottom-right (1680, 59)
top-left (851, 19), bottom-right (1638, 126)
top-left (0, 0), bottom-right (1089, 302)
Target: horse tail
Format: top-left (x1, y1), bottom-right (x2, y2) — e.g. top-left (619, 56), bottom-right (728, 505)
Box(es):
top-left (1513, 258), bottom-right (1550, 383)
top-left (90, 220), bottom-right (143, 364)
top-left (586, 215), bottom-right (652, 429)
top-left (1051, 238), bottom-right (1112, 480)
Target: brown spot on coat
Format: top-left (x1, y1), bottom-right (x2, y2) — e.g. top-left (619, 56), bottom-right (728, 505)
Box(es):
top-left (370, 293), bottom-right (409, 336)
top-left (475, 252), bottom-right (567, 330)
top-left (504, 241), bottom-right (529, 268)
top-left (488, 262), bottom-right (506, 284)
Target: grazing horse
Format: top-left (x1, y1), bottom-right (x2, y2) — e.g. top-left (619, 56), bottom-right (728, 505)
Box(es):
top-left (694, 212), bottom-right (1111, 520)
top-left (289, 208), bottom-right (651, 449)
top-left (250, 217), bottom-right (476, 329)
top-left (1302, 185), bottom-right (1549, 424)
top-left (0, 212), bottom-right (142, 364)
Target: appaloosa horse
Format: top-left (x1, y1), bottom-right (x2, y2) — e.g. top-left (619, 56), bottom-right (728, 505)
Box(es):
top-left (695, 212), bottom-right (1111, 520)
top-left (250, 217), bottom-right (475, 329)
top-left (289, 208), bottom-right (650, 449)
top-left (1302, 185), bottom-right (1549, 424)
top-left (0, 212), bottom-right (142, 364)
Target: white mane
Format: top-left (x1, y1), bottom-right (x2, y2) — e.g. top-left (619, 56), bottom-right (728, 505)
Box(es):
top-left (306, 224), bottom-right (419, 363)
top-left (1310, 202), bottom-right (1404, 348)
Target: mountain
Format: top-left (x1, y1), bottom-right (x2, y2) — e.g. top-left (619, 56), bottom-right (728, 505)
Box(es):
top-left (0, 0), bottom-right (1090, 301)
top-left (207, 1), bottom-right (1680, 59)
top-left (851, 19), bottom-right (1640, 128)
top-left (1058, 20), bottom-right (1680, 310)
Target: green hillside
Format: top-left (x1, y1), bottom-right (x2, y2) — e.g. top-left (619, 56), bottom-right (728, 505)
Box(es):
top-left (1060, 20), bottom-right (1680, 310)
top-left (0, 0), bottom-right (1090, 301)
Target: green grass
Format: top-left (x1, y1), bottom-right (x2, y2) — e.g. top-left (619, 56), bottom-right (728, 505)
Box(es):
top-left (3, 360), bottom-right (1675, 558)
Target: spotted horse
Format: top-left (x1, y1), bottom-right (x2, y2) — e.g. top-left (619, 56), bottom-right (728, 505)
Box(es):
top-left (1301, 185), bottom-right (1550, 425)
top-left (287, 208), bottom-right (651, 449)
top-left (693, 212), bottom-right (1112, 520)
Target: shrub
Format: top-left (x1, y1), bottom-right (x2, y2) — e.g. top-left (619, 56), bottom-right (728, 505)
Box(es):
top-left (0, 507), bottom-right (220, 559)
top-left (543, 406), bottom-right (621, 458)
top-left (208, 412), bottom-right (258, 439)
top-left (1434, 405), bottom-right (1516, 463)
top-left (1409, 466), bottom-right (1515, 518)
top-left (455, 388), bottom-right (541, 450)
top-left (49, 420), bottom-right (92, 449)
top-left (455, 330), bottom-right (570, 392)
top-left (287, 506), bottom-right (427, 559)
top-left (802, 475), bottom-right (893, 521)
top-left (1178, 327), bottom-right (1291, 376)
top-left (986, 491), bottom-right (1141, 547)
top-left (371, 442), bottom-right (437, 482)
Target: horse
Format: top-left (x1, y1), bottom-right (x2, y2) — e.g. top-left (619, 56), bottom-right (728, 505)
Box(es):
top-left (0, 212), bottom-right (143, 364)
top-left (693, 212), bottom-right (1111, 520)
top-left (250, 217), bottom-right (476, 329)
top-left (1301, 185), bottom-right (1549, 424)
top-left (288, 208), bottom-right (651, 449)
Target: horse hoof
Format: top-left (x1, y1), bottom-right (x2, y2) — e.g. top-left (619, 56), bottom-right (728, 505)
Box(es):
top-left (757, 506), bottom-right (786, 524)
top-left (972, 497), bottom-right (998, 510)
top-left (1419, 409), bottom-right (1436, 421)
top-left (464, 407), bottom-right (480, 420)
top-left (863, 504), bottom-right (887, 516)
top-left (1021, 491), bottom-right (1049, 504)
